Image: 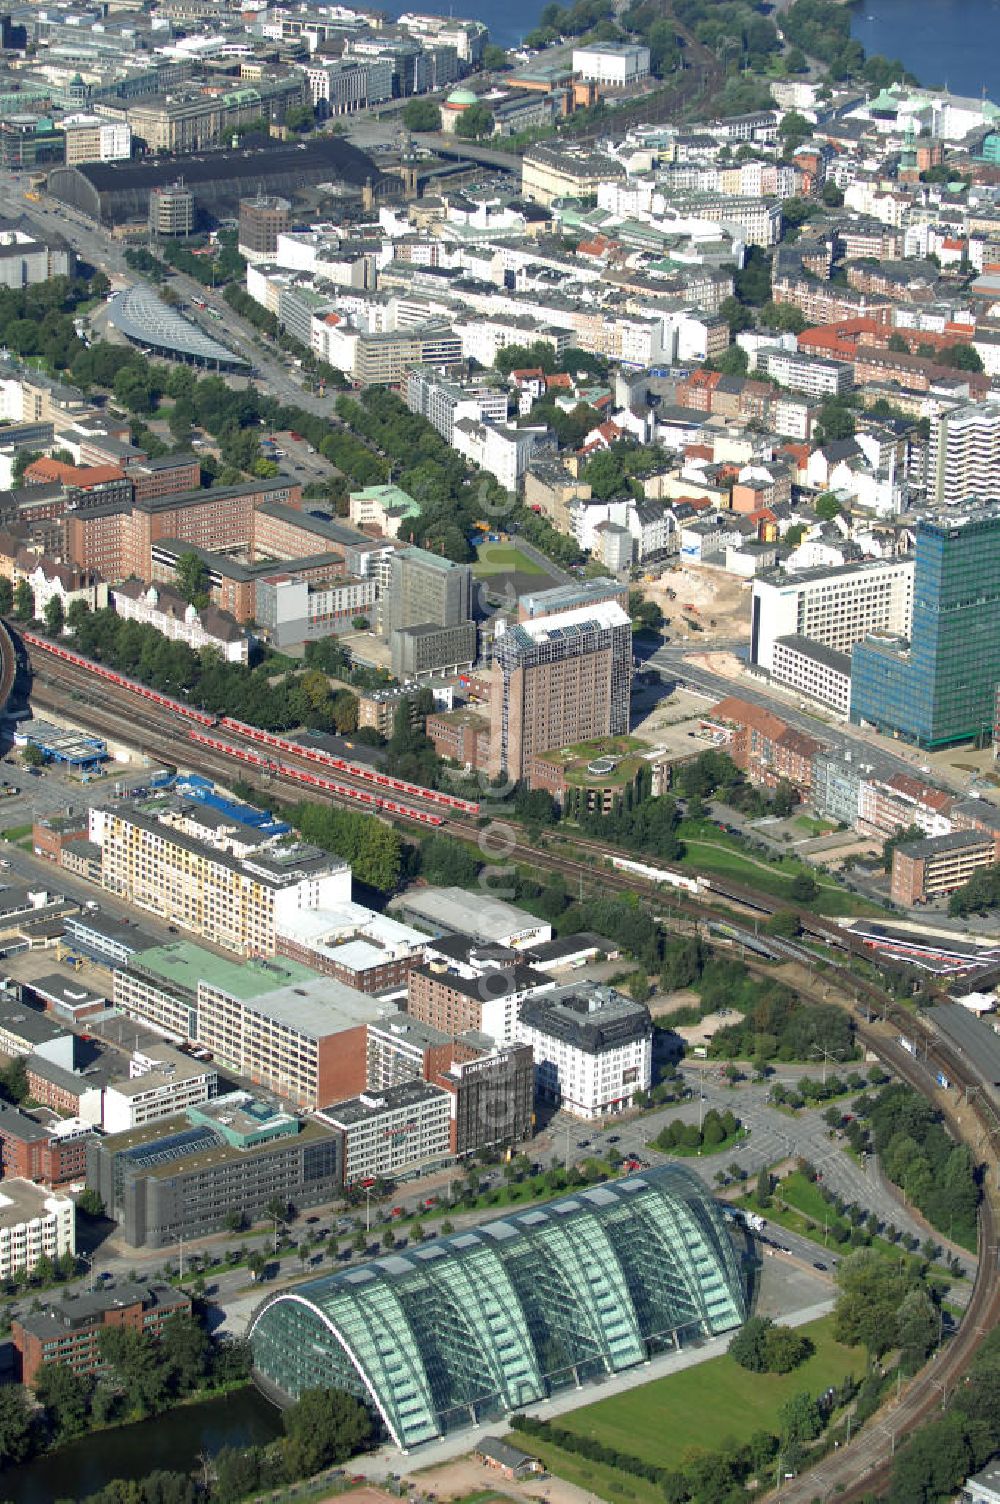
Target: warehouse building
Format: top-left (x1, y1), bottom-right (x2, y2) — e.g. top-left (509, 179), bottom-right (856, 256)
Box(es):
top-left (249, 1166), bottom-right (746, 1444)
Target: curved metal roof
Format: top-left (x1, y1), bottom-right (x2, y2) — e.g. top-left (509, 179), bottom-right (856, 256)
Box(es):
top-left (107, 285), bottom-right (250, 368)
top-left (249, 1165), bottom-right (746, 1447)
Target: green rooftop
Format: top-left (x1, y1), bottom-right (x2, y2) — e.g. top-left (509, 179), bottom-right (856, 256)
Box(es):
top-left (349, 482), bottom-right (421, 516)
top-left (535, 735), bottom-right (650, 788)
top-left (130, 940), bottom-right (317, 1002)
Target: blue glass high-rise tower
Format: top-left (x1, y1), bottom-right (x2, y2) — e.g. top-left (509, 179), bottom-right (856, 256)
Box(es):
top-left (850, 505), bottom-right (1000, 748)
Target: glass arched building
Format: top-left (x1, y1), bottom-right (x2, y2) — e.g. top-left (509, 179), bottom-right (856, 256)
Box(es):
top-left (249, 1166), bottom-right (746, 1448)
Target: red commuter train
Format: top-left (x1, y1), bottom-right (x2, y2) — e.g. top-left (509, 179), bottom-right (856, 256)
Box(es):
top-left (22, 632), bottom-right (216, 725)
top-left (217, 717), bottom-right (479, 816)
top-left (188, 730), bottom-right (446, 825)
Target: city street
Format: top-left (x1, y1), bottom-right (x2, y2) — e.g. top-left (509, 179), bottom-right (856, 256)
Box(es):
top-left (647, 638), bottom-right (995, 803)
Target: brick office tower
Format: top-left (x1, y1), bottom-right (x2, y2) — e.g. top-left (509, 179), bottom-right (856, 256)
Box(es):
top-left (489, 599), bottom-right (632, 780)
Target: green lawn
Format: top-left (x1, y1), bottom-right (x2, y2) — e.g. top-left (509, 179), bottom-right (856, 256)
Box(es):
top-left (775, 1170), bottom-right (834, 1224)
top-left (649, 1128), bottom-right (747, 1159)
top-left (557, 1316), bottom-right (864, 1471)
top-left (472, 542), bottom-right (547, 577)
top-left (676, 822), bottom-right (883, 918)
top-left (795, 815), bottom-right (837, 836)
top-left (506, 1434), bottom-right (664, 1504)
top-left (1, 825), bottom-right (31, 842)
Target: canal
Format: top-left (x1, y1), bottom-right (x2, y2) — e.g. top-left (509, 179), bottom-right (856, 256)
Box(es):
top-left (0, 1386), bottom-right (283, 1503)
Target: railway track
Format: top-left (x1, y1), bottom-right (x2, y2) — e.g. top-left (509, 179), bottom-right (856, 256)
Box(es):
top-left (25, 651), bottom-right (1000, 1500)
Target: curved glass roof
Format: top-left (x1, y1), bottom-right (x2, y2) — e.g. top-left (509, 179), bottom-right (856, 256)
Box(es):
top-left (249, 1166), bottom-right (746, 1448)
top-left (108, 285), bottom-right (250, 369)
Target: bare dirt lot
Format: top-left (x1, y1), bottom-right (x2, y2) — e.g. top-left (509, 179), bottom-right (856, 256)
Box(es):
top-left (407, 1455), bottom-right (602, 1504)
top-left (643, 562), bottom-right (752, 645)
top-left (629, 683), bottom-right (716, 751)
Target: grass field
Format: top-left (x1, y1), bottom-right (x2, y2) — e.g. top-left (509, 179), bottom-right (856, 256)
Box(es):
top-left (795, 815), bottom-right (837, 836)
top-left (472, 543), bottom-right (547, 577)
top-left (675, 822), bottom-right (882, 918)
top-left (776, 1171), bottom-right (835, 1224)
top-left (557, 1316), bottom-right (864, 1472)
top-left (511, 1434), bottom-right (664, 1504)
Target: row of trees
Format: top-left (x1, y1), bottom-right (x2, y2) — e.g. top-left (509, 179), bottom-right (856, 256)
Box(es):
top-left (861, 1081), bottom-right (980, 1247)
top-left (653, 1106), bottom-right (740, 1153)
top-left (888, 1324), bottom-right (1000, 1503)
top-left (65, 606), bottom-right (359, 737)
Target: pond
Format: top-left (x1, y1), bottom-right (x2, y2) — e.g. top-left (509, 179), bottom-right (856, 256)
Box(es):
top-left (0, 1385), bottom-right (283, 1503)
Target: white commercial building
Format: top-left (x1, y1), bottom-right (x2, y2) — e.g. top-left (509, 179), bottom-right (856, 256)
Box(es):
top-left (102, 1045), bottom-right (218, 1135)
top-left (769, 635), bottom-right (852, 715)
top-left (759, 349), bottom-right (852, 399)
top-left (750, 559), bottom-right (914, 673)
top-left (317, 1080), bottom-right (453, 1184)
top-left (0, 1180), bottom-right (74, 1281)
top-left (572, 42), bottom-right (651, 85)
top-left (516, 982), bottom-right (652, 1121)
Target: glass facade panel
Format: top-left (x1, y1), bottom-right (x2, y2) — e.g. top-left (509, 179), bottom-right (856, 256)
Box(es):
top-left (249, 1166), bottom-right (747, 1448)
top-left (851, 509), bottom-right (1000, 748)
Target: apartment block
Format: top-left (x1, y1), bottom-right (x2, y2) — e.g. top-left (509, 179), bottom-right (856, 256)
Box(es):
top-left (490, 599), bottom-right (632, 781)
top-left (759, 348), bottom-right (853, 398)
top-left (92, 804), bottom-right (350, 958)
top-left (701, 696), bottom-right (822, 794)
top-left (14, 1283), bottom-right (190, 1388)
top-left (0, 1180), bottom-right (74, 1282)
top-left (926, 401), bottom-right (1000, 507)
top-left (890, 830), bottom-right (997, 905)
top-left (405, 367), bottom-right (509, 445)
top-left (750, 559), bottom-right (914, 673)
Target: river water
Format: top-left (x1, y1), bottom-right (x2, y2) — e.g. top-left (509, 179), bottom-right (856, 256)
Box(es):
top-left (0, 1387), bottom-right (283, 1504)
top-left (850, 0), bottom-right (1000, 98)
top-left (378, 0), bottom-right (997, 93)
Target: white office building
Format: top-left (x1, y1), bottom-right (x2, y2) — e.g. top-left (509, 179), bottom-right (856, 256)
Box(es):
top-left (769, 635), bottom-right (852, 715)
top-left (102, 1045), bottom-right (218, 1135)
top-left (750, 559), bottom-right (914, 673)
top-left (572, 42), bottom-right (651, 85)
top-left (516, 982), bottom-right (652, 1120)
top-left (317, 1080), bottom-right (453, 1184)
